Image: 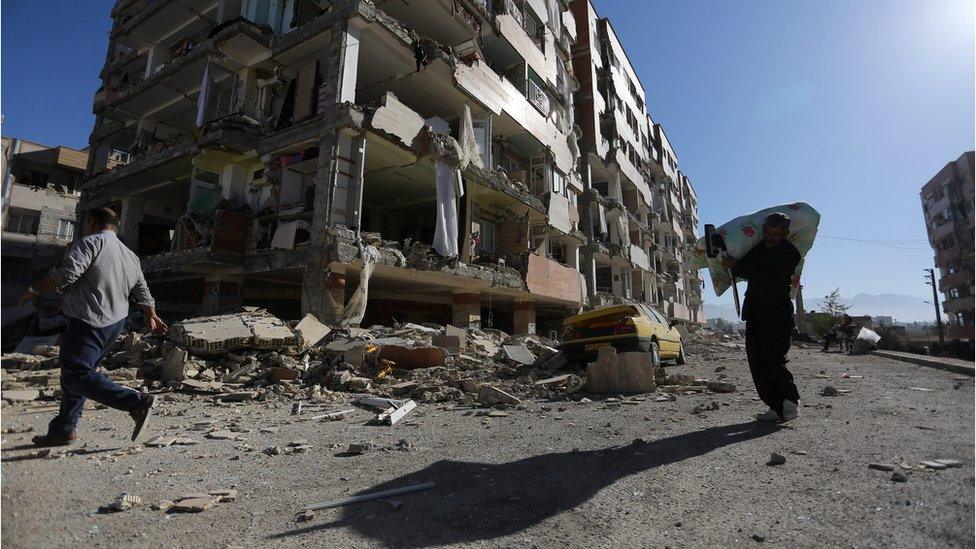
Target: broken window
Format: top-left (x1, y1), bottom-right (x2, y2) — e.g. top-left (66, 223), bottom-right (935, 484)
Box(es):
top-left (5, 210), bottom-right (40, 236)
top-left (472, 218), bottom-right (496, 255)
top-left (56, 219), bottom-right (75, 241)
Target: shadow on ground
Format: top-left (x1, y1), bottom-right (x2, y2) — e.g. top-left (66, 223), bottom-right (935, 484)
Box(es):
top-left (271, 421), bottom-right (778, 546)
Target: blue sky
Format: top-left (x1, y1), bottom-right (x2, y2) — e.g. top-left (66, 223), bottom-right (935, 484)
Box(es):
top-left (2, 1), bottom-right (974, 304)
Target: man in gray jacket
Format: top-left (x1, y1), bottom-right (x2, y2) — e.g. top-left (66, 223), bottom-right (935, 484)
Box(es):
top-left (19, 207), bottom-right (168, 446)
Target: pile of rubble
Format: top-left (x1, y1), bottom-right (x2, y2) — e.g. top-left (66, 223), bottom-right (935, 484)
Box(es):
top-left (1, 308), bottom-right (738, 416)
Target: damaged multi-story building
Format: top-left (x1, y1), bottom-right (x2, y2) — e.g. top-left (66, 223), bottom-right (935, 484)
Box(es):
top-left (2, 137), bottom-right (88, 334)
top-left (569, 0), bottom-right (703, 323)
top-left (79, 0), bottom-right (703, 335)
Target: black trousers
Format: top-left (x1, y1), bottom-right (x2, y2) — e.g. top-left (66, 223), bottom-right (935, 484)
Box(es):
top-left (745, 314), bottom-right (800, 417)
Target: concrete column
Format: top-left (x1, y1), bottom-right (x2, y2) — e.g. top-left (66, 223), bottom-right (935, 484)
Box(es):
top-left (513, 300), bottom-right (536, 335)
top-left (452, 291), bottom-right (481, 329)
top-left (202, 275), bottom-right (241, 313)
top-left (118, 195), bottom-right (145, 251)
top-left (302, 264), bottom-right (346, 323)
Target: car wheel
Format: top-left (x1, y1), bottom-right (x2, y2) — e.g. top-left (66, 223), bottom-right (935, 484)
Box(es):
top-left (675, 343), bottom-right (686, 365)
top-left (649, 341), bottom-right (661, 366)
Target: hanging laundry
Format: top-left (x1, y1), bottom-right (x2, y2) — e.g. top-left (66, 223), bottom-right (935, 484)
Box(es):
top-left (459, 104), bottom-right (484, 170)
top-left (342, 245), bottom-right (379, 326)
top-left (433, 161), bottom-right (460, 258)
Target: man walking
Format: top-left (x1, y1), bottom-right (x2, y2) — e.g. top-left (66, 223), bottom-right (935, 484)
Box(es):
top-left (722, 213), bottom-right (802, 422)
top-left (19, 207), bottom-right (167, 446)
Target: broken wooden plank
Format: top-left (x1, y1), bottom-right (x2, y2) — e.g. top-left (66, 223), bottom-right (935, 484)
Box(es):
top-left (304, 482), bottom-right (435, 512)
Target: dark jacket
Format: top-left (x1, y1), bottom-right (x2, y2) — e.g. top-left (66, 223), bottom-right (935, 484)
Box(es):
top-left (733, 240), bottom-right (801, 321)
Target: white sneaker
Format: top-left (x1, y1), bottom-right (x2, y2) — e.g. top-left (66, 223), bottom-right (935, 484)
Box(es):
top-left (755, 408), bottom-right (781, 422)
top-left (781, 399), bottom-right (799, 421)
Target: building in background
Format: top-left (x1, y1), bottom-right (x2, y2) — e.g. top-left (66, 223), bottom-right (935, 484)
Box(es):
top-left (920, 150), bottom-right (974, 341)
top-left (1, 137), bottom-right (86, 333)
top-left (569, 0), bottom-right (703, 324)
top-left (79, 0), bottom-right (703, 331)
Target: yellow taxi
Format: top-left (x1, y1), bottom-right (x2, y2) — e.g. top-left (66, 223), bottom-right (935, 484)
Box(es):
top-left (558, 303), bottom-right (684, 366)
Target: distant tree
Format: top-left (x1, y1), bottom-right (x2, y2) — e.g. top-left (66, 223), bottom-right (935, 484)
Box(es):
top-left (820, 288), bottom-right (851, 318)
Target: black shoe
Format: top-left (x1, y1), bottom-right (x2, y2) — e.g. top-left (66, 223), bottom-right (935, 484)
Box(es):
top-left (31, 432), bottom-right (78, 447)
top-left (129, 394), bottom-right (155, 442)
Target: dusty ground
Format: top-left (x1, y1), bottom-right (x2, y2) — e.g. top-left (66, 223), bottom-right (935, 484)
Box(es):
top-left (2, 345), bottom-right (973, 548)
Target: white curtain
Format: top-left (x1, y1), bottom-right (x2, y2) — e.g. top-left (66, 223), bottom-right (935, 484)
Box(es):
top-left (195, 62), bottom-right (211, 127)
top-left (433, 161), bottom-right (461, 258)
top-left (342, 245), bottom-right (379, 327)
top-left (459, 104), bottom-right (485, 170)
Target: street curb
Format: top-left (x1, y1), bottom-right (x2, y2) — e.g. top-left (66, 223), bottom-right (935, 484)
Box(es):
top-left (869, 350), bottom-right (975, 377)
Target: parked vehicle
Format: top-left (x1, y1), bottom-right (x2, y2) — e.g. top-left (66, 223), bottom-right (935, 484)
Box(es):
top-left (558, 304), bottom-right (684, 366)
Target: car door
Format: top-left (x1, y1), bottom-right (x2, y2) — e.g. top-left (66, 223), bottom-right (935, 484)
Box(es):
top-left (648, 306), bottom-right (679, 357)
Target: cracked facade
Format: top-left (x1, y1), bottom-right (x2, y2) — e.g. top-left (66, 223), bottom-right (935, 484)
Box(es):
top-left (80, 0), bottom-right (703, 334)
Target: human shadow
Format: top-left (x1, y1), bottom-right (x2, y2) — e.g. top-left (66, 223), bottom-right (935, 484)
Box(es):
top-left (270, 421), bottom-right (779, 546)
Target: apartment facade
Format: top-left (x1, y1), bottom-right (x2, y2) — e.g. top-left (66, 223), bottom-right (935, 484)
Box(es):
top-left (920, 150), bottom-right (974, 341)
top-left (569, 0), bottom-right (703, 324)
top-left (81, 0), bottom-right (703, 332)
top-left (1, 137), bottom-right (86, 327)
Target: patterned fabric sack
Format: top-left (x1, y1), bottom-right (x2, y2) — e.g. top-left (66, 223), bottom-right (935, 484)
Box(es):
top-left (689, 202), bottom-right (821, 297)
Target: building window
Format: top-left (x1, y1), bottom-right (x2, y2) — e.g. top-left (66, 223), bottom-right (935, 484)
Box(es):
top-left (1, 257), bottom-right (33, 285)
top-left (57, 219), bottom-right (75, 241)
top-left (472, 218), bottom-right (495, 254)
top-left (5, 211), bottom-right (40, 235)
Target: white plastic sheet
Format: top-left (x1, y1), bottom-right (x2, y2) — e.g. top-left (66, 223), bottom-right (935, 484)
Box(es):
top-left (342, 245), bottom-right (379, 327)
top-left (433, 161), bottom-right (461, 258)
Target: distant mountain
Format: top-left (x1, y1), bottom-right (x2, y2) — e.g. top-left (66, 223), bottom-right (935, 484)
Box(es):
top-left (705, 293), bottom-right (936, 323)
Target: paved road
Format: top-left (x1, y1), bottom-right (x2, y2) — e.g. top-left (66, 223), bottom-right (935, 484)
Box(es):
top-left (2, 345), bottom-right (973, 548)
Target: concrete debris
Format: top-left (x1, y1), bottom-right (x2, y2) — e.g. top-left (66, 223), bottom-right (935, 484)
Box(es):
top-left (868, 463), bottom-right (895, 471)
top-left (151, 500), bottom-right (174, 511)
top-left (3, 389), bottom-right (41, 402)
top-left (477, 385), bottom-right (521, 406)
top-left (767, 453), bottom-right (787, 466)
top-left (919, 460), bottom-right (948, 470)
top-left (502, 344), bottom-right (536, 366)
top-left (586, 347), bottom-right (655, 393)
top-left (891, 472), bottom-right (908, 483)
top-left (295, 314), bottom-right (331, 348)
top-left (932, 459), bottom-right (962, 468)
top-left (376, 345), bottom-right (446, 369)
top-left (145, 436), bottom-right (178, 448)
top-left (347, 442), bottom-right (373, 455)
top-left (171, 494), bottom-right (219, 513)
top-left (821, 386), bottom-right (839, 397)
top-left (159, 347), bottom-right (188, 382)
top-left (108, 493), bottom-right (142, 512)
top-left (706, 381), bottom-right (737, 393)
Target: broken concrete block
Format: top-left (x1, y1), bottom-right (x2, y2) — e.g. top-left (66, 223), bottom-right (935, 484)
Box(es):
top-left (460, 379), bottom-right (483, 393)
top-left (390, 381), bottom-right (419, 395)
top-left (533, 374), bottom-right (572, 389)
top-left (477, 385), bottom-right (521, 406)
top-left (502, 344), bottom-right (536, 366)
top-left (295, 313), bottom-right (331, 348)
top-left (209, 489), bottom-right (238, 502)
top-left (768, 452), bottom-right (787, 466)
top-left (585, 347), bottom-right (655, 394)
top-left (205, 430), bottom-right (239, 440)
top-left (145, 436), bottom-right (178, 448)
top-left (2, 389), bottom-right (40, 402)
top-left (347, 442), bottom-right (372, 454)
top-left (171, 496), bottom-right (217, 513)
top-left (706, 381), bottom-right (737, 394)
top-left (220, 391), bottom-right (258, 402)
top-left (346, 377), bottom-right (372, 392)
top-left (376, 345), bottom-right (446, 369)
top-left (159, 347), bottom-right (189, 383)
top-left (431, 335), bottom-right (461, 354)
top-left (269, 367), bottom-right (300, 382)
top-left (444, 324), bottom-right (468, 349)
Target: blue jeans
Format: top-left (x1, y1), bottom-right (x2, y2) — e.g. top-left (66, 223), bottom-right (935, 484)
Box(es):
top-left (48, 317), bottom-right (142, 436)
